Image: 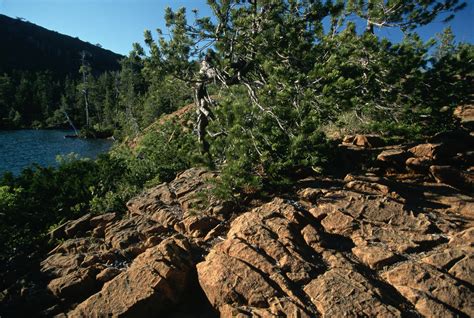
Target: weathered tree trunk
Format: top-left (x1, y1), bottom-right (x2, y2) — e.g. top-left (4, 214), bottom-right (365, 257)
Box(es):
top-left (83, 88), bottom-right (90, 127)
top-left (194, 58), bottom-right (215, 153)
top-left (62, 108), bottom-right (78, 136)
top-left (366, 20), bottom-right (374, 34)
top-left (80, 51), bottom-right (90, 127)
top-left (126, 102), bottom-right (140, 136)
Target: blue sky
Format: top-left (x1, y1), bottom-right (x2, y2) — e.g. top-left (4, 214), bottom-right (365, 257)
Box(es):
top-left (1, 0), bottom-right (472, 55)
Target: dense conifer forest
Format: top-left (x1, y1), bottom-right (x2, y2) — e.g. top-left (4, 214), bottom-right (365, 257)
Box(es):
top-left (0, 14), bottom-right (123, 131)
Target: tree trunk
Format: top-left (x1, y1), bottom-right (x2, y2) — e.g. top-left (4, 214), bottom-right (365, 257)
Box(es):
top-left (366, 20), bottom-right (374, 34)
top-left (62, 108), bottom-right (78, 136)
top-left (84, 89), bottom-right (90, 127)
top-left (194, 54), bottom-right (220, 154)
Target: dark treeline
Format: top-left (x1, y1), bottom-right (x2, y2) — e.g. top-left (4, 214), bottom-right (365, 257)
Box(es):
top-left (0, 14), bottom-right (129, 135)
top-left (0, 69), bottom-right (118, 134)
top-left (0, 68), bottom-right (118, 133)
top-left (0, 56), bottom-right (193, 138)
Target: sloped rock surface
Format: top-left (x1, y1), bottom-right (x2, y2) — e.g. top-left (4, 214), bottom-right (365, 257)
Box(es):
top-left (383, 262), bottom-right (473, 317)
top-left (47, 267), bottom-right (97, 300)
top-left (69, 236), bottom-right (194, 317)
top-left (197, 162), bottom-right (473, 317)
top-left (197, 198), bottom-right (416, 317)
top-left (304, 252), bottom-right (402, 317)
top-left (197, 199), bottom-right (321, 317)
top-left (38, 168), bottom-right (228, 316)
top-left (19, 133), bottom-right (473, 318)
top-left (454, 104), bottom-right (474, 128)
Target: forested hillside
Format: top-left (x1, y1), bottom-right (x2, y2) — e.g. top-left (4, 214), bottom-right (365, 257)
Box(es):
top-left (0, 14), bottom-right (121, 75)
top-left (0, 14), bottom-right (123, 131)
top-left (0, 13), bottom-right (192, 136)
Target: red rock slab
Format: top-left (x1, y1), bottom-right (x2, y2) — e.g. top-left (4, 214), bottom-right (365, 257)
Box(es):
top-left (383, 262), bottom-right (474, 317)
top-left (69, 237), bottom-right (193, 317)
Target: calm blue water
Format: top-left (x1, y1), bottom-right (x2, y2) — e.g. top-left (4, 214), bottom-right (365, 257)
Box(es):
top-left (0, 130), bottom-right (113, 175)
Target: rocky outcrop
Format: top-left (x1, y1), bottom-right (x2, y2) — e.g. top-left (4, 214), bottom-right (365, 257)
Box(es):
top-left (5, 129), bottom-right (472, 317)
top-left (196, 197), bottom-right (408, 317)
top-left (196, 175), bottom-right (473, 317)
top-left (194, 126), bottom-right (473, 317)
top-left (454, 104), bottom-right (474, 129)
top-left (70, 236), bottom-right (194, 317)
top-left (197, 198), bottom-right (322, 317)
top-left (38, 168), bottom-right (229, 316)
top-left (343, 134), bottom-right (385, 148)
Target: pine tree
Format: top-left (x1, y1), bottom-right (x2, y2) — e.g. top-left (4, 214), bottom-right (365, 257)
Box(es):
top-left (78, 51), bottom-right (92, 127)
top-left (346, 0), bottom-right (466, 33)
top-left (434, 26), bottom-right (456, 62)
top-left (138, 0), bottom-right (470, 193)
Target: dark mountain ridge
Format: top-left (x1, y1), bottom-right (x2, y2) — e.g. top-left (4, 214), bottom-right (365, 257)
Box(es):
top-left (0, 14), bottom-right (123, 76)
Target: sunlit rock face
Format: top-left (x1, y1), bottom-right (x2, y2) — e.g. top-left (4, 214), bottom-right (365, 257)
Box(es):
top-left (22, 130), bottom-right (474, 317)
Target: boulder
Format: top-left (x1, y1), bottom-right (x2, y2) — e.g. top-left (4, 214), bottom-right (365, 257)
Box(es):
top-left (169, 168), bottom-right (211, 198)
top-left (352, 134), bottom-right (385, 148)
top-left (41, 238), bottom-right (107, 277)
top-left (304, 253), bottom-right (401, 317)
top-left (69, 237), bottom-right (194, 317)
top-left (352, 244), bottom-right (401, 269)
top-left (383, 262), bottom-right (474, 317)
top-left (314, 187), bottom-right (452, 259)
top-left (409, 142), bottom-right (466, 162)
top-left (421, 246), bottom-right (474, 285)
top-left (406, 156), bottom-right (432, 172)
top-left (449, 255), bottom-right (474, 285)
top-left (95, 267), bottom-right (121, 283)
top-left (126, 167), bottom-right (230, 224)
top-left (181, 215), bottom-right (220, 237)
top-left (47, 268), bottom-right (98, 300)
top-left (104, 219), bottom-right (143, 250)
top-left (149, 207), bottom-right (182, 229)
top-left (377, 148), bottom-right (410, 168)
top-left (127, 183), bottom-right (176, 216)
top-left (409, 143), bottom-right (441, 159)
top-left (320, 210), bottom-right (356, 235)
top-left (197, 198), bottom-right (320, 317)
top-left (454, 104), bottom-right (474, 128)
top-left (198, 251), bottom-right (282, 309)
top-left (64, 213), bottom-right (93, 237)
top-left (430, 165), bottom-right (474, 192)
top-left (41, 253), bottom-right (86, 277)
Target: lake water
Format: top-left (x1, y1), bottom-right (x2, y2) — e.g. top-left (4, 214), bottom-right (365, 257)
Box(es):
top-left (0, 130), bottom-right (113, 176)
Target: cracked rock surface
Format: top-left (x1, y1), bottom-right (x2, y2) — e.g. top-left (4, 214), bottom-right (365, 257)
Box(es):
top-left (2, 128), bottom-right (473, 317)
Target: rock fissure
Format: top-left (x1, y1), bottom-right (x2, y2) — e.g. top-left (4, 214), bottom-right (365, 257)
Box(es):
top-left (232, 236), bottom-right (321, 313)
